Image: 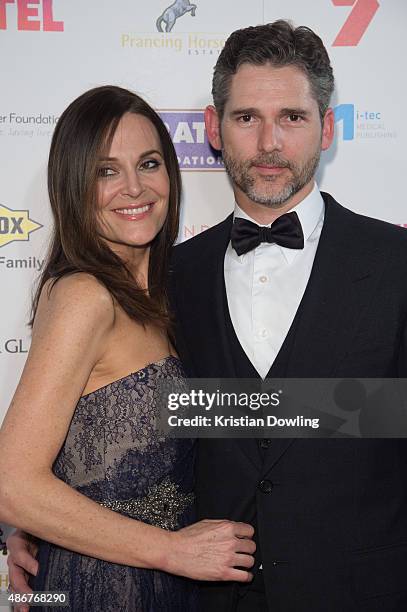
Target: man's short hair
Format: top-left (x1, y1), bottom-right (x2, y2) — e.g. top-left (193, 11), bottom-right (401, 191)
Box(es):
top-left (212, 20), bottom-right (334, 121)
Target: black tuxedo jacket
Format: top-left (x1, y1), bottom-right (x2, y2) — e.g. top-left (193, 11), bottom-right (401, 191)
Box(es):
top-left (170, 193), bottom-right (407, 612)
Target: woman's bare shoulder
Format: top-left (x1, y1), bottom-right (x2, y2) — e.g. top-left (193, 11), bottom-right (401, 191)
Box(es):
top-left (36, 273), bottom-right (115, 330)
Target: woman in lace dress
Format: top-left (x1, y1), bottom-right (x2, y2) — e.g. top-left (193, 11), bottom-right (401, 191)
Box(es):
top-left (0, 86), bottom-right (255, 611)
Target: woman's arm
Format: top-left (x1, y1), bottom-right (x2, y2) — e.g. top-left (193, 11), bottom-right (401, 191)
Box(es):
top-left (0, 273), bottom-right (170, 568)
top-left (0, 274), bottom-right (255, 581)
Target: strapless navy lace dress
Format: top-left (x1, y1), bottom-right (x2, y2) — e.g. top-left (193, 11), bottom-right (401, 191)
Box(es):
top-left (30, 356), bottom-right (198, 611)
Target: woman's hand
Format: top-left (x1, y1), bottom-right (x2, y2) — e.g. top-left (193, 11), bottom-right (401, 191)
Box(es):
top-left (166, 519), bottom-right (255, 581)
top-left (6, 530), bottom-right (38, 612)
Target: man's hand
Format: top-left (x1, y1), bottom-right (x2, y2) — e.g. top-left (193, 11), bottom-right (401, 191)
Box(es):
top-left (6, 530), bottom-right (38, 612)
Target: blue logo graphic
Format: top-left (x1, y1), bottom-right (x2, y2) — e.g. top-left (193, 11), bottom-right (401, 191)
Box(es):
top-left (334, 105), bottom-right (384, 141)
top-left (334, 104), bottom-right (355, 140)
top-left (159, 111), bottom-right (223, 171)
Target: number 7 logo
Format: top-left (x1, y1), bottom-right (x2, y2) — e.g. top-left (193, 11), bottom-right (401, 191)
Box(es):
top-left (332, 0), bottom-right (379, 46)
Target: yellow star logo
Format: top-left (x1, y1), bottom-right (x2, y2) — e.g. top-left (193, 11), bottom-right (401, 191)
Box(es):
top-left (0, 204), bottom-right (43, 248)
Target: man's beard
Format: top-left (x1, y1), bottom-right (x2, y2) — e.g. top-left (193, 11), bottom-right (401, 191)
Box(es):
top-left (221, 148), bottom-right (321, 209)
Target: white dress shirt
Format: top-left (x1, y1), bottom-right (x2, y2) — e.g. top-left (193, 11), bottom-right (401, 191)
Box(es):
top-left (224, 183), bottom-right (325, 379)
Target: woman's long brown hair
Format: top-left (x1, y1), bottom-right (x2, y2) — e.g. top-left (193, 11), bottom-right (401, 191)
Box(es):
top-left (31, 85), bottom-right (181, 328)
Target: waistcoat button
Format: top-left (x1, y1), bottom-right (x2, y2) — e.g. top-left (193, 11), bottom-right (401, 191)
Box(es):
top-left (259, 479), bottom-right (273, 494)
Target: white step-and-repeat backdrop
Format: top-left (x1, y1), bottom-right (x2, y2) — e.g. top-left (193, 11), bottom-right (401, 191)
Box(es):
top-left (0, 0), bottom-right (405, 593)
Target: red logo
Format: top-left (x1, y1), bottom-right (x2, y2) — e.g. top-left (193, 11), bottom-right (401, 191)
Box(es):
top-left (0, 0), bottom-right (63, 31)
top-left (332, 0), bottom-right (379, 46)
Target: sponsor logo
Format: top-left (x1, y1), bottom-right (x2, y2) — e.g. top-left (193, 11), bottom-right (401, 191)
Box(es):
top-left (0, 204), bottom-right (42, 248)
top-left (0, 255), bottom-right (44, 270)
top-left (334, 104), bottom-right (396, 141)
top-left (120, 32), bottom-right (224, 56)
top-left (156, 0), bottom-right (197, 33)
top-left (332, 0), bottom-right (379, 46)
top-left (5, 112), bottom-right (59, 125)
top-left (0, 338), bottom-right (30, 354)
top-left (121, 2), bottom-right (223, 56)
top-left (0, 0), bottom-right (63, 31)
top-left (159, 111), bottom-right (224, 171)
top-left (0, 112), bottom-right (59, 138)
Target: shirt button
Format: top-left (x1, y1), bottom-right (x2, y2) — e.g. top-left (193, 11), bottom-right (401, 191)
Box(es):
top-left (259, 275), bottom-right (268, 283)
top-left (260, 439), bottom-right (272, 449)
top-left (260, 329), bottom-right (268, 338)
top-left (258, 479), bottom-right (273, 494)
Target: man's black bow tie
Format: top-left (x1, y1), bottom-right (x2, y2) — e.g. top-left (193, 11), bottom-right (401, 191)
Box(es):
top-left (231, 212), bottom-right (304, 256)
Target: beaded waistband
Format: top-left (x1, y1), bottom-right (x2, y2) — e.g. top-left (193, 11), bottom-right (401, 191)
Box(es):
top-left (100, 478), bottom-right (194, 530)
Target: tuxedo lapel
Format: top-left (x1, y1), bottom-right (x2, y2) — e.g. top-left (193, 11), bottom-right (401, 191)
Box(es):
top-left (172, 214), bottom-right (237, 378)
top-left (283, 193), bottom-right (382, 378)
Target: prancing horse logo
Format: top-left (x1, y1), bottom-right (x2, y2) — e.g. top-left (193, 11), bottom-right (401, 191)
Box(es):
top-left (156, 0), bottom-right (197, 33)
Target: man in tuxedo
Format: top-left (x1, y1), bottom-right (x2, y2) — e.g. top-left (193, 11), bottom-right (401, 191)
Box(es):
top-left (7, 19), bottom-right (407, 612)
top-left (170, 19), bottom-right (407, 612)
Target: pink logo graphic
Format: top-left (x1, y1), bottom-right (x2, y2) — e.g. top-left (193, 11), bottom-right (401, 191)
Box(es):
top-left (0, 0), bottom-right (63, 31)
top-left (332, 0), bottom-right (379, 46)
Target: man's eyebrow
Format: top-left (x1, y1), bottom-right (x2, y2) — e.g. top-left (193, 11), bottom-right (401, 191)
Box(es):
top-left (280, 107), bottom-right (310, 116)
top-left (228, 108), bottom-right (259, 117)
